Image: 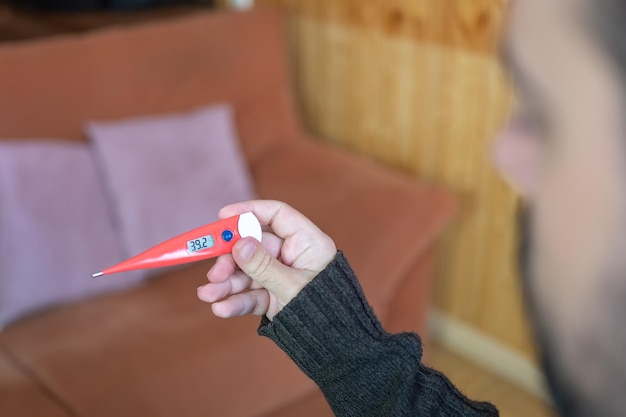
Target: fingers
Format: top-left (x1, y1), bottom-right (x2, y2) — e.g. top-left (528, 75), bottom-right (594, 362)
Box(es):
top-left (258, 231), bottom-right (284, 260)
top-left (206, 200), bottom-right (337, 319)
top-left (206, 254), bottom-right (237, 283)
top-left (210, 290), bottom-right (270, 318)
top-left (197, 271), bottom-right (252, 303)
top-left (232, 237), bottom-right (308, 306)
top-left (222, 200), bottom-right (336, 269)
top-left (219, 200), bottom-right (324, 241)
top-left (206, 232), bottom-right (283, 284)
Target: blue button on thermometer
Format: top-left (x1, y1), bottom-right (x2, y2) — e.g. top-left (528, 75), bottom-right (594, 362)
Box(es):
top-left (222, 229), bottom-right (234, 242)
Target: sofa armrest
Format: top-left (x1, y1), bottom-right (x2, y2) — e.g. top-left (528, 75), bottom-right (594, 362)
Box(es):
top-left (251, 137), bottom-right (456, 327)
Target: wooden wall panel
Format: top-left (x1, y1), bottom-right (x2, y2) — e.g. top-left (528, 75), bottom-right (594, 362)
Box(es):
top-left (257, 0), bottom-right (537, 358)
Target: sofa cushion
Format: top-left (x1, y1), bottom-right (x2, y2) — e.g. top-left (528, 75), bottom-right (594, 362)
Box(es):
top-left (86, 104), bottom-right (256, 265)
top-left (0, 261), bottom-right (319, 417)
top-left (0, 141), bottom-right (145, 328)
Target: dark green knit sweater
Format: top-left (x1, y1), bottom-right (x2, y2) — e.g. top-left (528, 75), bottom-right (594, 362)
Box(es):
top-left (258, 252), bottom-right (499, 417)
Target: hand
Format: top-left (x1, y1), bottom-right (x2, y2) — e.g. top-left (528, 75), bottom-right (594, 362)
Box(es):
top-left (197, 200), bottom-right (337, 320)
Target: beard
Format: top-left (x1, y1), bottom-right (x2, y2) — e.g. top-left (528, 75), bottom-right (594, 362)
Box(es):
top-left (517, 207), bottom-right (587, 417)
top-left (517, 207), bottom-right (626, 417)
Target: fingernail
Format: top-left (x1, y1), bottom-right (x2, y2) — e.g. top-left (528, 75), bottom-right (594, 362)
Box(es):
top-left (197, 285), bottom-right (208, 300)
top-left (238, 240), bottom-right (255, 261)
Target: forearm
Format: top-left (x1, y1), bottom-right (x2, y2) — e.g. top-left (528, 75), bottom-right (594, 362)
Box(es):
top-left (258, 252), bottom-right (498, 417)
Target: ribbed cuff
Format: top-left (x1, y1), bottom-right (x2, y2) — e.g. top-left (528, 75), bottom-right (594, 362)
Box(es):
top-left (257, 252), bottom-right (499, 417)
top-left (257, 251), bottom-right (420, 380)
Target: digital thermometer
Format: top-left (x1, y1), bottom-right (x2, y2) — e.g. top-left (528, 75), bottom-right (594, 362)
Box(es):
top-left (92, 212), bottom-right (262, 278)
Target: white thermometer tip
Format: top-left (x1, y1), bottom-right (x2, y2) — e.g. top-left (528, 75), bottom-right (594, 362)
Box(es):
top-left (92, 272), bottom-right (104, 278)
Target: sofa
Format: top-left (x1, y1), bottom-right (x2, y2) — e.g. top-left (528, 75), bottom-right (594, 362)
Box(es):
top-left (0, 7), bottom-right (455, 417)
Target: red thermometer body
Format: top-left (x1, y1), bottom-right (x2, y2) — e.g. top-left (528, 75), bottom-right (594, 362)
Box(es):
top-left (92, 212), bottom-right (261, 278)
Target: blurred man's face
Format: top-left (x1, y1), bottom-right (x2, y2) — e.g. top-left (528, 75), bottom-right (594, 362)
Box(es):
top-left (493, 0), bottom-right (626, 415)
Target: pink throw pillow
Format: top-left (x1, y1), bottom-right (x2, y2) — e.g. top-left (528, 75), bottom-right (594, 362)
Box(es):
top-left (0, 141), bottom-right (145, 328)
top-left (86, 104), bottom-right (256, 265)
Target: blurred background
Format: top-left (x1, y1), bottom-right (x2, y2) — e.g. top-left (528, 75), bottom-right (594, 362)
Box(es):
top-left (0, 0), bottom-right (553, 416)
top-left (246, 0), bottom-right (545, 413)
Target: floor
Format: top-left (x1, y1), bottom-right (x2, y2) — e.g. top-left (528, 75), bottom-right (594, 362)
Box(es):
top-left (424, 341), bottom-right (557, 417)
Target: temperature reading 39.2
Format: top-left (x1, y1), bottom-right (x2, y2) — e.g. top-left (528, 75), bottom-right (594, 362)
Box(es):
top-left (187, 234), bottom-right (216, 253)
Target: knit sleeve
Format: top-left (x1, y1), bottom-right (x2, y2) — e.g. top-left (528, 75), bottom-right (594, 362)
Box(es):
top-left (258, 251), bottom-right (499, 417)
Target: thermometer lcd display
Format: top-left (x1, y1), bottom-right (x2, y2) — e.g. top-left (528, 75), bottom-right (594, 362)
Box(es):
top-left (187, 235), bottom-right (215, 253)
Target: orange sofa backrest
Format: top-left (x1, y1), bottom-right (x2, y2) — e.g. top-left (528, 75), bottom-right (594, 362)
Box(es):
top-left (0, 8), bottom-right (300, 165)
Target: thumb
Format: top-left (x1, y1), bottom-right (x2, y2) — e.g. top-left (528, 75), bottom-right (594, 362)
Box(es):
top-left (232, 238), bottom-right (305, 305)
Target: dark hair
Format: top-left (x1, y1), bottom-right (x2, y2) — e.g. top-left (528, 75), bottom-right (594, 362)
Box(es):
top-left (587, 1), bottom-right (626, 83)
